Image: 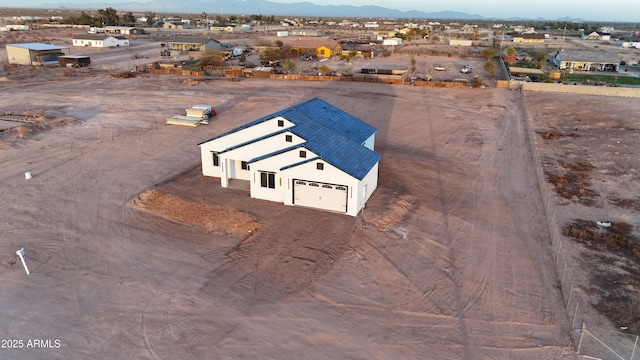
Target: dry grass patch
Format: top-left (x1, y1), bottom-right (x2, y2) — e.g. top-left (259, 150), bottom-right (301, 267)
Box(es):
top-left (546, 161), bottom-right (597, 205)
top-left (565, 219), bottom-right (640, 332)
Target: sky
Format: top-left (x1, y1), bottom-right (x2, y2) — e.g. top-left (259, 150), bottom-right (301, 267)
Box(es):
top-left (269, 0), bottom-right (640, 22)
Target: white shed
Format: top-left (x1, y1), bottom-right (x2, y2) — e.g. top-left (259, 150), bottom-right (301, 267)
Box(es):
top-left (198, 98), bottom-right (381, 216)
top-left (72, 35), bottom-right (129, 47)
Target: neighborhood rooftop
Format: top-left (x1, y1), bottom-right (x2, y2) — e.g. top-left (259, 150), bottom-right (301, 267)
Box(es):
top-left (7, 43), bottom-right (67, 51)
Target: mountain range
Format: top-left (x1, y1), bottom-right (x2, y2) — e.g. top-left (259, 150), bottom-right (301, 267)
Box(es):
top-left (35, 0), bottom-right (586, 21)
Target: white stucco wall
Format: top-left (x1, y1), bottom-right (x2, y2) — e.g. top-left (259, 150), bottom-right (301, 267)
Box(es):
top-left (248, 147), bottom-right (319, 202)
top-left (362, 133), bottom-right (376, 151)
top-left (355, 163), bottom-right (379, 215)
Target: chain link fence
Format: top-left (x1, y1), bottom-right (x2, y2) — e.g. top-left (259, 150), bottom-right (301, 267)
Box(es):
top-left (519, 88), bottom-right (639, 360)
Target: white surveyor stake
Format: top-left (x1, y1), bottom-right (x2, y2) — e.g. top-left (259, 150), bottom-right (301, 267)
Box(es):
top-left (16, 248), bottom-right (30, 275)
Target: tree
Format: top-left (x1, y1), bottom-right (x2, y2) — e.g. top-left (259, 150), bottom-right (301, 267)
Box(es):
top-left (506, 45), bottom-right (516, 57)
top-left (275, 45), bottom-right (296, 61)
top-left (145, 12), bottom-right (156, 27)
top-left (529, 49), bottom-right (547, 68)
top-left (484, 60), bottom-right (496, 79)
top-left (122, 12), bottom-right (136, 25)
top-left (318, 64), bottom-right (332, 75)
top-left (409, 56), bottom-right (416, 73)
top-left (281, 59), bottom-right (301, 74)
top-left (199, 51), bottom-right (225, 66)
top-left (482, 47), bottom-right (497, 59)
top-left (259, 47), bottom-right (277, 64)
top-left (238, 53), bottom-right (247, 66)
top-left (97, 7), bottom-right (119, 26)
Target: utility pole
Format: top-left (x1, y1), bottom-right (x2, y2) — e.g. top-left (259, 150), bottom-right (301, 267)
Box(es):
top-left (499, 27), bottom-right (505, 57)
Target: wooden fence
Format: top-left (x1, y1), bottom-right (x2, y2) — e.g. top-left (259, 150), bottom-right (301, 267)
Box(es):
top-left (135, 63), bottom-right (470, 87)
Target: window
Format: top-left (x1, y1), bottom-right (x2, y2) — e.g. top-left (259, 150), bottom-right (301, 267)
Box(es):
top-left (317, 162), bottom-right (324, 170)
top-left (260, 172), bottom-right (275, 189)
top-left (285, 134), bottom-right (293, 142)
top-left (212, 152), bottom-right (219, 167)
top-left (241, 161), bottom-right (249, 170)
top-left (299, 150), bottom-right (306, 158)
top-left (277, 119), bottom-right (284, 127)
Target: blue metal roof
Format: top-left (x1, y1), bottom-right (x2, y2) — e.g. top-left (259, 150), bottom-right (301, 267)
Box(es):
top-left (8, 43), bottom-right (67, 51)
top-left (199, 98), bottom-right (380, 180)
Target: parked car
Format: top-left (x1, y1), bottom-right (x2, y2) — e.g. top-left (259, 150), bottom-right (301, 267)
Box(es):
top-left (434, 66), bottom-right (446, 71)
top-left (461, 66), bottom-right (472, 74)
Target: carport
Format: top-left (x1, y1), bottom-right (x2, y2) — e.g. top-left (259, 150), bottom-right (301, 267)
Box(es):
top-left (58, 55), bottom-right (91, 68)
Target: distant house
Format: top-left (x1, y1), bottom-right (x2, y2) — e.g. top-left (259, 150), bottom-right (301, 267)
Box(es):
top-left (103, 26), bottom-right (143, 35)
top-left (167, 37), bottom-right (223, 52)
top-left (290, 30), bottom-right (321, 37)
top-left (513, 33), bottom-right (545, 43)
top-left (6, 43), bottom-right (67, 66)
top-left (552, 49), bottom-right (620, 71)
top-left (449, 39), bottom-right (473, 46)
top-left (198, 98), bottom-right (380, 216)
top-left (163, 22), bottom-right (178, 30)
top-left (209, 25), bottom-right (236, 33)
top-left (72, 35), bottom-right (129, 47)
top-left (289, 38), bottom-right (342, 58)
top-left (583, 31), bottom-right (611, 41)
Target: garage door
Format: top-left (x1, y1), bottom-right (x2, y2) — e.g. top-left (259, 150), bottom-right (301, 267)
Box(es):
top-left (293, 180), bottom-right (348, 213)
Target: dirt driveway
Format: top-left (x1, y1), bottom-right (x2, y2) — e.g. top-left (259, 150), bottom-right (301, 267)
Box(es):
top-left (0, 68), bottom-right (572, 359)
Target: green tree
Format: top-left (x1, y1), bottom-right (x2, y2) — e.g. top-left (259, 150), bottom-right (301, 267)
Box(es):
top-left (199, 51), bottom-right (225, 66)
top-left (122, 12), bottom-right (136, 25)
top-left (482, 47), bottom-right (497, 59)
top-left (506, 45), bottom-right (516, 56)
top-left (484, 60), bottom-right (496, 79)
top-left (529, 49), bottom-right (547, 68)
top-left (409, 56), bottom-right (416, 73)
top-left (318, 64), bottom-right (332, 75)
top-left (238, 53), bottom-right (247, 66)
top-left (281, 58), bottom-right (302, 74)
top-left (97, 7), bottom-right (119, 26)
top-left (259, 47), bottom-right (277, 64)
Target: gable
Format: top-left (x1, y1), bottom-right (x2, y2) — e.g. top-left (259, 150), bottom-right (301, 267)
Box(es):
top-left (199, 98), bottom-right (380, 180)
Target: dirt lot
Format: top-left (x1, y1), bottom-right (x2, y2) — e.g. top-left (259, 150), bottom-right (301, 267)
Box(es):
top-left (2, 23), bottom-right (639, 357)
top-left (0, 61), bottom-right (583, 359)
top-left (525, 92), bottom-right (640, 339)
